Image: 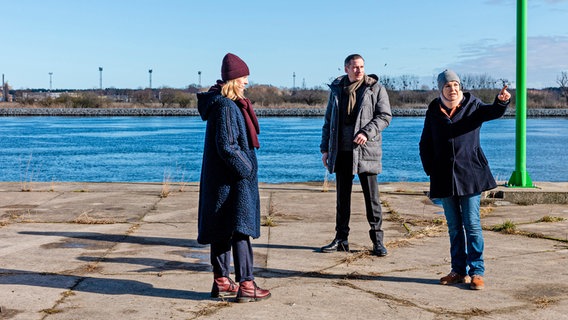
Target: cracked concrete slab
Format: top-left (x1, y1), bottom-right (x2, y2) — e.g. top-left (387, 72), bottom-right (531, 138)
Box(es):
top-left (0, 181), bottom-right (567, 320)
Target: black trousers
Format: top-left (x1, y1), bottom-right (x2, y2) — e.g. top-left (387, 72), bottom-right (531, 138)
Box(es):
top-left (210, 232), bottom-right (254, 282)
top-left (335, 151), bottom-right (384, 244)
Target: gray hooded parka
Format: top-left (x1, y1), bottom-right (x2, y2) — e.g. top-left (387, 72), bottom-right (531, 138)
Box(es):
top-left (320, 74), bottom-right (392, 175)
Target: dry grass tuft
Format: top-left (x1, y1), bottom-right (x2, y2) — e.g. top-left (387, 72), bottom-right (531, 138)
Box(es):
top-left (160, 174), bottom-right (171, 198)
top-left (537, 215), bottom-right (565, 223)
top-left (479, 206), bottom-right (494, 218)
top-left (19, 154), bottom-right (36, 192)
top-left (192, 301), bottom-right (231, 318)
top-left (61, 290), bottom-right (75, 298)
top-left (338, 251), bottom-right (371, 265)
top-left (322, 170), bottom-right (330, 192)
top-left (491, 220), bottom-right (517, 234)
top-left (387, 238), bottom-right (413, 248)
top-left (73, 211), bottom-right (116, 224)
top-left (432, 218), bottom-right (445, 225)
top-left (40, 308), bottom-right (63, 315)
top-left (535, 296), bottom-right (557, 309)
top-left (5, 209), bottom-right (36, 223)
top-left (409, 225), bottom-right (446, 238)
top-left (261, 215), bottom-right (276, 227)
top-left (262, 193), bottom-right (279, 227)
top-left (83, 263), bottom-right (102, 273)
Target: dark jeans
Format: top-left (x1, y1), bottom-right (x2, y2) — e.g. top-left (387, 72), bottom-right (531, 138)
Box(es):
top-left (210, 232), bottom-right (254, 282)
top-left (335, 151), bottom-right (384, 244)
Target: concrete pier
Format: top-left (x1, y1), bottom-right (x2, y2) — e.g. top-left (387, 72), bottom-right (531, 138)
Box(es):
top-left (0, 181), bottom-right (567, 319)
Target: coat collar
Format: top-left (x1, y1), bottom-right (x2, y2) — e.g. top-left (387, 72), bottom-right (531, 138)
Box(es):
top-left (329, 74), bottom-right (379, 89)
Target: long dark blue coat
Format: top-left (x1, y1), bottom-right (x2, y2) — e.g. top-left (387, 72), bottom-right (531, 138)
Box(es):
top-left (419, 92), bottom-right (508, 199)
top-left (196, 90), bottom-right (260, 244)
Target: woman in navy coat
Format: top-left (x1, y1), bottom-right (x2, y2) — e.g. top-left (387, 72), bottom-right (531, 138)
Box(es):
top-left (419, 69), bottom-right (510, 290)
top-left (197, 53), bottom-right (270, 302)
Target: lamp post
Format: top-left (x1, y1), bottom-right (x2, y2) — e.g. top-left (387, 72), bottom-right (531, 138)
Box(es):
top-left (198, 71), bottom-right (201, 87)
top-left (149, 69), bottom-right (153, 89)
top-left (1, 73), bottom-right (5, 102)
top-left (293, 72), bottom-right (296, 90)
top-left (98, 67), bottom-right (103, 92)
top-left (508, 0), bottom-right (533, 187)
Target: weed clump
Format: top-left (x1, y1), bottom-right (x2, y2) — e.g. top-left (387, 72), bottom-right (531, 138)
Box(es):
top-left (537, 215), bottom-right (565, 223)
top-left (491, 220), bottom-right (517, 234)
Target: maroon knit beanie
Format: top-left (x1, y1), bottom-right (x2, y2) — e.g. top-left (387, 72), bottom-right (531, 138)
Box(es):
top-left (221, 53), bottom-right (249, 81)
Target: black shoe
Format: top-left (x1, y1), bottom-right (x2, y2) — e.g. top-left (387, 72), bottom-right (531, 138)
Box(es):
top-left (372, 243), bottom-right (388, 257)
top-left (321, 239), bottom-right (349, 253)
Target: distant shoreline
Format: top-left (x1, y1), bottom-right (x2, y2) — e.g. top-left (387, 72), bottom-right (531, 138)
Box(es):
top-left (0, 107), bottom-right (567, 117)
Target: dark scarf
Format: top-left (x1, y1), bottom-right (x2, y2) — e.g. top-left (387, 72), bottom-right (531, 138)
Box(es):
top-left (235, 98), bottom-right (260, 149)
top-left (209, 81), bottom-right (260, 149)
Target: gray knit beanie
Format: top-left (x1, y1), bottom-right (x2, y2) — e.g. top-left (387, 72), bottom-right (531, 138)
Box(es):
top-left (437, 69), bottom-right (460, 91)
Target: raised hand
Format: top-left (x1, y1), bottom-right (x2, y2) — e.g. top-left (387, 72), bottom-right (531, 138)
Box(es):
top-left (498, 85), bottom-right (511, 102)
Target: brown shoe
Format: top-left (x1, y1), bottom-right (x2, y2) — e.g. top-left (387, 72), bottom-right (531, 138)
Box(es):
top-left (211, 276), bottom-right (239, 298)
top-left (470, 275), bottom-right (485, 290)
top-left (236, 280), bottom-right (271, 303)
top-left (440, 271), bottom-right (471, 285)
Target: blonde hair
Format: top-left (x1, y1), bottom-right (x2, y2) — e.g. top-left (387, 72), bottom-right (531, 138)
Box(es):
top-left (221, 78), bottom-right (246, 100)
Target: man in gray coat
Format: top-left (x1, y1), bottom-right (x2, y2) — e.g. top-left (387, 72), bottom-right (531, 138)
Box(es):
top-left (320, 54), bottom-right (392, 256)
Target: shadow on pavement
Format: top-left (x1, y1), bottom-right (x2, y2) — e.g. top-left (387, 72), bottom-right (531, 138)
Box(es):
top-left (0, 268), bottom-right (210, 301)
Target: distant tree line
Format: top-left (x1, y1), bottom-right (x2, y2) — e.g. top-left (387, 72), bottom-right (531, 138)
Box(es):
top-left (4, 72), bottom-right (568, 109)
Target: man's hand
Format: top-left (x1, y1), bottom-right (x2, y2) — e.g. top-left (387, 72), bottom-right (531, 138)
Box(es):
top-left (322, 152), bottom-right (328, 168)
top-left (498, 85), bottom-right (511, 102)
top-left (353, 133), bottom-right (368, 145)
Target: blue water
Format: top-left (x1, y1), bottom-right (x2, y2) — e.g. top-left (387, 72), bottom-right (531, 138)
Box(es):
top-left (0, 116), bottom-right (566, 183)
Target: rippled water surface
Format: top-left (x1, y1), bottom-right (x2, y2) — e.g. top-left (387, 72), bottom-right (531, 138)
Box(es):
top-left (0, 116), bottom-right (566, 183)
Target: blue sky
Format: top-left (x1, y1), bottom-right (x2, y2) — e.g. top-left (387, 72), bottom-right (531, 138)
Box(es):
top-left (2, 0), bottom-right (568, 90)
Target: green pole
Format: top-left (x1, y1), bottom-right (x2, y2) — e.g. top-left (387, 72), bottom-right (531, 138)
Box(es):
top-left (508, 0), bottom-right (533, 187)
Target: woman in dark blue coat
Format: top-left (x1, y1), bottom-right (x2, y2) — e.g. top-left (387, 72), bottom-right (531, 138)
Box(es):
top-left (196, 53), bottom-right (270, 302)
top-left (419, 70), bottom-right (510, 290)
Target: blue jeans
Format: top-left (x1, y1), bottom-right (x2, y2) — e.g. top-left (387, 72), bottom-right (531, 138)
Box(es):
top-left (441, 193), bottom-right (484, 276)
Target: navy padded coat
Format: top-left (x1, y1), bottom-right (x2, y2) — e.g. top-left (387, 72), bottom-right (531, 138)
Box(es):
top-left (419, 92), bottom-right (508, 198)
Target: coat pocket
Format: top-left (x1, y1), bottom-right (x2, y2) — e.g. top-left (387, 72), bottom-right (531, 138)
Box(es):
top-left (360, 139), bottom-right (381, 160)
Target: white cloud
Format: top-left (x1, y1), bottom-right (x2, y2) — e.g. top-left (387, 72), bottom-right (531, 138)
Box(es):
top-left (543, 0), bottom-right (568, 4)
top-left (484, 0), bottom-right (568, 5)
top-left (449, 36), bottom-right (568, 88)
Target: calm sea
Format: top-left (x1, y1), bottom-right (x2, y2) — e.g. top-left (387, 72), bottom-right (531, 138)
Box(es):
top-left (0, 116), bottom-right (566, 183)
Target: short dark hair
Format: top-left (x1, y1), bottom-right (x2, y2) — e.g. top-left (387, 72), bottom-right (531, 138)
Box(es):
top-left (344, 54), bottom-right (364, 67)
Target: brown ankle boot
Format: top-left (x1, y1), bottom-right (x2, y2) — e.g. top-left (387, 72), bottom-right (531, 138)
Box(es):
top-left (211, 276), bottom-right (239, 298)
top-left (236, 280), bottom-right (271, 303)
